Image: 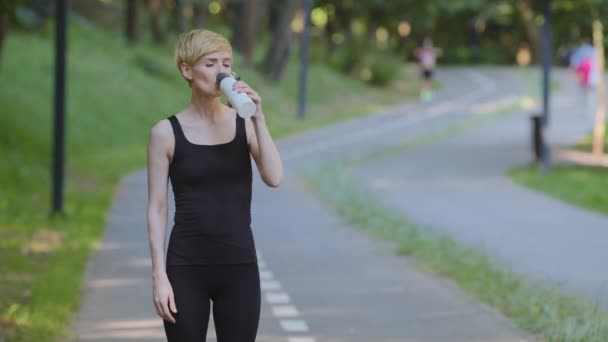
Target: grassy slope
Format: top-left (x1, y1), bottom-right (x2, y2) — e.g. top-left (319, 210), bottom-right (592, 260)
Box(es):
top-left (0, 22), bottom-right (417, 340)
top-left (510, 162), bottom-right (608, 217)
top-left (510, 128), bottom-right (608, 217)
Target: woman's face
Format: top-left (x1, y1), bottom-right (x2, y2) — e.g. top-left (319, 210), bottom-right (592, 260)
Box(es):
top-left (184, 50), bottom-right (233, 97)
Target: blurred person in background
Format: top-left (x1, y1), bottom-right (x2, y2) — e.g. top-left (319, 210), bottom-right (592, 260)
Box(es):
top-left (416, 36), bottom-right (441, 102)
top-left (569, 39), bottom-right (598, 117)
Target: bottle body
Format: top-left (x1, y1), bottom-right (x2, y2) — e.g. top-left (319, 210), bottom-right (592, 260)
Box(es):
top-left (217, 73), bottom-right (257, 119)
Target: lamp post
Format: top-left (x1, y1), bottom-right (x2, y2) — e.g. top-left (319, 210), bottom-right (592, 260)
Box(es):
top-left (540, 0), bottom-right (552, 172)
top-left (52, 0), bottom-right (67, 216)
top-left (297, 0), bottom-right (312, 119)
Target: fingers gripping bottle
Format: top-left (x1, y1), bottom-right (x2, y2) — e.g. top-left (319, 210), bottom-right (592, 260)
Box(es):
top-left (216, 73), bottom-right (257, 119)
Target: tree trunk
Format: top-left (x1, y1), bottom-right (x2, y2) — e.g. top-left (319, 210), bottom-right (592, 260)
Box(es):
top-left (328, 3), bottom-right (352, 57)
top-left (172, 0), bottom-right (187, 33)
top-left (262, 0), bottom-right (298, 82)
top-left (267, 0), bottom-right (280, 34)
top-left (0, 9), bottom-right (7, 65)
top-left (149, 0), bottom-right (164, 43)
top-left (192, 0), bottom-right (208, 28)
top-left (125, 0), bottom-right (138, 43)
top-left (324, 19), bottom-right (336, 58)
top-left (515, 0), bottom-right (540, 63)
top-left (230, 2), bottom-right (244, 58)
top-left (592, 19), bottom-right (606, 157)
top-left (231, 0), bottom-right (258, 64)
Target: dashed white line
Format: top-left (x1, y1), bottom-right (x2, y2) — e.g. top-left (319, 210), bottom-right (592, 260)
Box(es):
top-left (266, 292), bottom-right (291, 304)
top-left (259, 270), bottom-right (274, 280)
top-left (288, 338), bottom-right (316, 342)
top-left (280, 319), bottom-right (310, 332)
top-left (260, 280), bottom-right (282, 291)
top-left (272, 305), bottom-right (299, 317)
top-left (257, 256), bottom-right (313, 340)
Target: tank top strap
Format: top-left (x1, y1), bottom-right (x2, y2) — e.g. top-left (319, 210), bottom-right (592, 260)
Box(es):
top-left (236, 114), bottom-right (247, 144)
top-left (167, 115), bottom-right (187, 146)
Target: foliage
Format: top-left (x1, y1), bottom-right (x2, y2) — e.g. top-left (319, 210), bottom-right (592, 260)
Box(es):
top-left (362, 50), bottom-right (401, 86)
top-left (7, 0), bottom-right (608, 69)
top-left (329, 40), bottom-right (360, 74)
top-left (1, 0), bottom-right (22, 12)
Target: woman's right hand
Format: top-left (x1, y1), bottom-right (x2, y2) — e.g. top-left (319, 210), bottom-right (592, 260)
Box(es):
top-left (153, 273), bottom-right (177, 323)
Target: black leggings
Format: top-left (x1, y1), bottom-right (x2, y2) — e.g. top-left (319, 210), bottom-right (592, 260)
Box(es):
top-left (163, 263), bottom-right (260, 342)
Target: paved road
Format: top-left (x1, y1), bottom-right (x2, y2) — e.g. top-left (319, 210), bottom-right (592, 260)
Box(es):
top-left (69, 67), bottom-right (540, 341)
top-left (353, 69), bottom-right (608, 308)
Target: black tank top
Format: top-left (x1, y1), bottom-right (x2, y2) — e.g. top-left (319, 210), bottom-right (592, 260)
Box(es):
top-left (166, 114), bottom-right (257, 266)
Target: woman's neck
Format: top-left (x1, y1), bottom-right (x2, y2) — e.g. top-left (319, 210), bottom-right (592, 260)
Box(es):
top-left (186, 90), bottom-right (224, 123)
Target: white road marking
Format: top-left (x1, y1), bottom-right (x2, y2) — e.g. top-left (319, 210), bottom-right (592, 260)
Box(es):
top-left (259, 270), bottom-right (274, 280)
top-left (288, 337), bottom-right (316, 342)
top-left (258, 261), bottom-right (312, 337)
top-left (260, 280), bottom-right (282, 291)
top-left (265, 292), bottom-right (291, 304)
top-left (280, 319), bottom-right (310, 332)
top-left (272, 305), bottom-right (300, 317)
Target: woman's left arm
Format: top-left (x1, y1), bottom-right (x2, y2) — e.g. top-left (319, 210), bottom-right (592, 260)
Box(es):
top-left (233, 80), bottom-right (283, 187)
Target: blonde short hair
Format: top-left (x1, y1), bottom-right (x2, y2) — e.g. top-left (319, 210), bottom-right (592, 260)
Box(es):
top-left (174, 29), bottom-right (232, 84)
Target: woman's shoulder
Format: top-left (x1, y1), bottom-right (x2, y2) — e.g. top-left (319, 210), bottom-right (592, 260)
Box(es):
top-left (149, 117), bottom-right (175, 145)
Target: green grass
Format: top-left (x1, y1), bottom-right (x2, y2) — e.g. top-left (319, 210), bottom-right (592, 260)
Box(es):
top-left (300, 162), bottom-right (608, 341)
top-left (510, 164), bottom-right (608, 216)
top-left (509, 127), bottom-right (608, 218)
top-left (0, 22), bottom-right (419, 341)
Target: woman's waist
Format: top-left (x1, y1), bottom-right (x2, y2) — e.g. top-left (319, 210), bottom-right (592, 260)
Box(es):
top-left (172, 210), bottom-right (250, 229)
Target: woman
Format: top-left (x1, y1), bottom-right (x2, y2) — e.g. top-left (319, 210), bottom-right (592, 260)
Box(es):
top-left (146, 29), bottom-right (283, 341)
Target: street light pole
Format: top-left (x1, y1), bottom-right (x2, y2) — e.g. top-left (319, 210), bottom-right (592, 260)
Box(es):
top-left (52, 0), bottom-right (68, 216)
top-left (297, 0), bottom-right (312, 119)
top-left (540, 0), bottom-right (552, 172)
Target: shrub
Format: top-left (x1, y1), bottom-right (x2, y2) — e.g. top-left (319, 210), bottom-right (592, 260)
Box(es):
top-left (362, 51), bottom-right (401, 87)
top-left (329, 41), bottom-right (360, 75)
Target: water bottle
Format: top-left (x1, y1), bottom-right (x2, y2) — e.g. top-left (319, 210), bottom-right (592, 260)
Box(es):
top-left (216, 73), bottom-right (257, 119)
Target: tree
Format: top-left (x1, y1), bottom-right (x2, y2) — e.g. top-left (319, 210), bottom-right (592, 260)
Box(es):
top-left (231, 0), bottom-right (259, 64)
top-left (514, 0), bottom-right (541, 62)
top-left (148, 0), bottom-right (165, 43)
top-left (192, 0), bottom-right (208, 28)
top-left (261, 0), bottom-right (299, 81)
top-left (171, 0), bottom-right (187, 33)
top-left (0, 0), bottom-right (20, 65)
top-left (0, 7), bottom-right (8, 63)
top-left (591, 18), bottom-right (606, 157)
top-left (125, 0), bottom-right (139, 44)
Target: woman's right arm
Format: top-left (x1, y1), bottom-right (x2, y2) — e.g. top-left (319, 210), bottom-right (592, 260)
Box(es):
top-left (146, 119), bottom-right (177, 323)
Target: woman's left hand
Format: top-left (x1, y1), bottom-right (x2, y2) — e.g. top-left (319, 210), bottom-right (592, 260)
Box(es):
top-left (233, 81), bottom-right (263, 120)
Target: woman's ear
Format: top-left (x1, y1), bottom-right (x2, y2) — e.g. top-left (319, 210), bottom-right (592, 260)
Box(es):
top-left (180, 63), bottom-right (193, 81)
